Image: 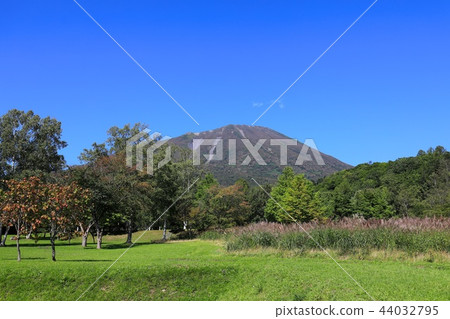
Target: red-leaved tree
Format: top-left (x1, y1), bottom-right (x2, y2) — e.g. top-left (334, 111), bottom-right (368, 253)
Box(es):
top-left (0, 177), bottom-right (92, 261)
top-left (0, 177), bottom-right (42, 261)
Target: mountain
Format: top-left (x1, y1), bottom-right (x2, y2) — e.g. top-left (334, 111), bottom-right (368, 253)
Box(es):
top-left (169, 124), bottom-right (352, 185)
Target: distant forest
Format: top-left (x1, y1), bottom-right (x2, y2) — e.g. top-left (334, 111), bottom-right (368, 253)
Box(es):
top-left (182, 146), bottom-right (450, 232)
top-left (316, 146), bottom-right (449, 219)
top-left (1, 109), bottom-right (449, 248)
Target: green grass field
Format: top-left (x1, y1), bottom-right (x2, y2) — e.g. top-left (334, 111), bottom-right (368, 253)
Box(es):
top-left (0, 231), bottom-right (449, 301)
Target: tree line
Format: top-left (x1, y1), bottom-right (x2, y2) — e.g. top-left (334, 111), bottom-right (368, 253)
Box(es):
top-left (316, 146), bottom-right (450, 219)
top-left (1, 109), bottom-right (449, 262)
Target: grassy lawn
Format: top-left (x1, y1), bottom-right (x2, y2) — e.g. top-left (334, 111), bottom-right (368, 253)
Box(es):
top-left (0, 231), bottom-right (449, 301)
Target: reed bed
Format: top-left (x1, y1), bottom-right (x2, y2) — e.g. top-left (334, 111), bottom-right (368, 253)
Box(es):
top-left (215, 217), bottom-right (450, 254)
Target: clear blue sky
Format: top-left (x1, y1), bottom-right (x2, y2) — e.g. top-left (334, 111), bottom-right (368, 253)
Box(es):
top-left (1, 0), bottom-right (449, 166)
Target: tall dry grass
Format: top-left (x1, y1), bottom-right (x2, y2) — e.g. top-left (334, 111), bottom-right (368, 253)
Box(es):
top-left (229, 217), bottom-right (450, 235)
top-left (218, 217), bottom-right (450, 255)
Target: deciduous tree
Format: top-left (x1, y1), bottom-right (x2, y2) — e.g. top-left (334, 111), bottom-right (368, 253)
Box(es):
top-left (264, 167), bottom-right (295, 222)
top-left (0, 109), bottom-right (66, 178)
top-left (0, 177), bottom-right (42, 261)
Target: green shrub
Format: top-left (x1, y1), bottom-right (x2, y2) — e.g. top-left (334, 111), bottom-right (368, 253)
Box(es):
top-left (172, 230), bottom-right (198, 240)
top-left (199, 231), bottom-right (223, 240)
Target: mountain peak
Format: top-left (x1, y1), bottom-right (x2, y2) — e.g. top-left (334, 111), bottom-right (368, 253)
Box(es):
top-left (170, 124), bottom-right (351, 185)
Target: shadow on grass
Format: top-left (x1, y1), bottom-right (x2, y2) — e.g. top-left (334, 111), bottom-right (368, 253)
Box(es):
top-left (2, 242), bottom-right (79, 248)
top-left (102, 242), bottom-right (157, 250)
top-left (59, 259), bottom-right (115, 263)
top-left (2, 257), bottom-right (46, 261)
top-left (1, 239), bottom-right (167, 250)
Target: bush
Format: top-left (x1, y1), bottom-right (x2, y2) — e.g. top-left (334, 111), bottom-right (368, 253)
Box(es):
top-left (172, 230), bottom-right (198, 240)
top-left (199, 230), bottom-right (224, 240)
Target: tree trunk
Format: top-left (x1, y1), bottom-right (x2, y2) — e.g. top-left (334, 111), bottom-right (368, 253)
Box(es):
top-left (1, 226), bottom-right (10, 247)
top-left (50, 224), bottom-right (56, 261)
top-left (126, 221), bottom-right (132, 244)
top-left (96, 226), bottom-right (103, 249)
top-left (0, 222), bottom-right (3, 243)
top-left (80, 224), bottom-right (92, 248)
top-left (16, 237), bottom-right (21, 262)
top-left (81, 233), bottom-right (88, 248)
top-left (50, 237), bottom-right (56, 261)
top-left (162, 218), bottom-right (167, 241)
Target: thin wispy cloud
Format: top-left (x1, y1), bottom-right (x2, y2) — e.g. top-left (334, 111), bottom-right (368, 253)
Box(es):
top-left (253, 100), bottom-right (285, 109)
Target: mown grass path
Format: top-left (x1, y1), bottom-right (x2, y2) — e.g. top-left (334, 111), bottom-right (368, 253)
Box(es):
top-left (0, 231), bottom-right (448, 300)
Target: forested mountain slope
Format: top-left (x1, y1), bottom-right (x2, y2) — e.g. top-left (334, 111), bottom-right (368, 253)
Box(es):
top-left (316, 146), bottom-right (450, 218)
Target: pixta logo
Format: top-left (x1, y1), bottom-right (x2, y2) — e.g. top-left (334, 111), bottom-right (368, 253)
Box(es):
top-left (193, 138), bottom-right (325, 166)
top-left (126, 129), bottom-right (171, 175)
top-left (127, 129), bottom-right (325, 175)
